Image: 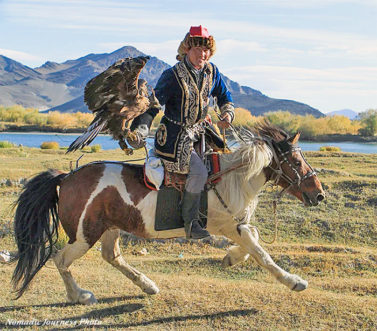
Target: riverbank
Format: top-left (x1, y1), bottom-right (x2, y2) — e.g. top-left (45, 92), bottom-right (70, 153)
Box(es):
top-left (305, 133), bottom-right (377, 143)
top-left (0, 124), bottom-right (87, 134)
top-left (2, 124), bottom-right (377, 143)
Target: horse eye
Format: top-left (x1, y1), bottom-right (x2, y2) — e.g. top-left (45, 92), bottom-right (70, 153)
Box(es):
top-left (294, 160), bottom-right (302, 167)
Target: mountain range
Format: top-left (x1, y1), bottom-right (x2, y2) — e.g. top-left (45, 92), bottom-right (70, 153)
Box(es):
top-left (0, 46), bottom-right (324, 117)
top-left (326, 109), bottom-right (359, 120)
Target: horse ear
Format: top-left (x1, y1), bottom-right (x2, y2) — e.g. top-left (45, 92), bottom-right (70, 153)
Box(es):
top-left (288, 132), bottom-right (301, 145)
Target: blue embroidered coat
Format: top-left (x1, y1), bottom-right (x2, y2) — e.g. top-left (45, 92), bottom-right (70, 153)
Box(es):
top-left (132, 59), bottom-right (233, 174)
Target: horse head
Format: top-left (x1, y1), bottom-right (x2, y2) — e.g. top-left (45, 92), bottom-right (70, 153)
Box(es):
top-left (254, 122), bottom-right (325, 206)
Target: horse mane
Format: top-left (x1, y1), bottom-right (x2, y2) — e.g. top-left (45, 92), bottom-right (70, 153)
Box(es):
top-left (253, 120), bottom-right (289, 142)
top-left (216, 121), bottom-right (292, 221)
top-left (217, 122), bottom-right (280, 219)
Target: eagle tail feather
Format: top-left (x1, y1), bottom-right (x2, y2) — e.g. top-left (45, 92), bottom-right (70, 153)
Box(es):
top-left (66, 117), bottom-right (107, 153)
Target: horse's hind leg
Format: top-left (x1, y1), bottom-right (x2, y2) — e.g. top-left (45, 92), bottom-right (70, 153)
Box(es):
top-left (101, 229), bottom-right (159, 295)
top-left (53, 240), bottom-right (97, 305)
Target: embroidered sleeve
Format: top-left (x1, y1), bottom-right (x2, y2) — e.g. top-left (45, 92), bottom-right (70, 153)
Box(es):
top-left (210, 64), bottom-right (235, 121)
top-left (220, 103), bottom-right (235, 122)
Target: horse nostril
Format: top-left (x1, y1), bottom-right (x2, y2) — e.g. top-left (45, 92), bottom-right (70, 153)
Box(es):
top-left (317, 193), bottom-right (325, 202)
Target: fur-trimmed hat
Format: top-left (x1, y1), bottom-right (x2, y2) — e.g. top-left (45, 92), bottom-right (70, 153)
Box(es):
top-left (176, 25), bottom-right (216, 61)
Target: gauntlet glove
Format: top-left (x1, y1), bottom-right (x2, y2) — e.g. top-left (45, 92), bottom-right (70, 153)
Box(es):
top-left (126, 124), bottom-right (149, 149)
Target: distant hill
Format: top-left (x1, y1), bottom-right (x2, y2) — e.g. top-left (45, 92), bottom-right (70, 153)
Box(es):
top-left (326, 109), bottom-right (359, 120)
top-left (0, 46), bottom-right (324, 117)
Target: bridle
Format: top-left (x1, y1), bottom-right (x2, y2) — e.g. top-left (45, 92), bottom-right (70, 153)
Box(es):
top-left (264, 138), bottom-right (317, 198)
top-left (207, 136), bottom-right (317, 197)
top-left (206, 135), bottom-right (318, 219)
top-left (206, 132), bottom-right (320, 244)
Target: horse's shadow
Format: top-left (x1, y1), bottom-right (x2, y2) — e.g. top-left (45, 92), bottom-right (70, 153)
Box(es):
top-left (0, 295), bottom-right (259, 329)
top-left (0, 295), bottom-right (145, 313)
top-left (101, 308), bottom-right (259, 329)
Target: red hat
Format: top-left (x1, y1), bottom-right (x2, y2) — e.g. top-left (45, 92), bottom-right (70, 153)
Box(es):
top-left (189, 25), bottom-right (210, 39)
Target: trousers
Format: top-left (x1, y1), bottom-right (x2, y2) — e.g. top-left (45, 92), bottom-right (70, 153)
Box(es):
top-left (185, 150), bottom-right (208, 194)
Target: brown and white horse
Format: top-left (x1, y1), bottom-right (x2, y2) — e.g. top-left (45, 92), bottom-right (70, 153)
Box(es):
top-left (12, 123), bottom-right (325, 304)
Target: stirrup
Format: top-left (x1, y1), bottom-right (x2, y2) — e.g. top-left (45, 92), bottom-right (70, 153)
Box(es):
top-left (186, 220), bottom-right (210, 239)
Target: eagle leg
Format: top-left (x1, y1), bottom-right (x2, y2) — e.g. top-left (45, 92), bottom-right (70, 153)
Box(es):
top-left (118, 137), bottom-right (134, 155)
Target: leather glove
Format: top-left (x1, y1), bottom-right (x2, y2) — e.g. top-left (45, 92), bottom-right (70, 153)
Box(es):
top-left (126, 124), bottom-right (149, 149)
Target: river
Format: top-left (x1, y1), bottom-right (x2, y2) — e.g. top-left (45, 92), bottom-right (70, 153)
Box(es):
top-left (1, 132), bottom-right (377, 154)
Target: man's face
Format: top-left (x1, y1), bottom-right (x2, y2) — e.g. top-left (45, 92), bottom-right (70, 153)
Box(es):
top-left (187, 46), bottom-right (211, 69)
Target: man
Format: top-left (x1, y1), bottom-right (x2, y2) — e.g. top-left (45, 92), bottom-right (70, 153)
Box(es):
top-left (130, 25), bottom-right (234, 239)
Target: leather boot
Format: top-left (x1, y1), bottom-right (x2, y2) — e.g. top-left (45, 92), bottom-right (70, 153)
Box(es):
top-left (182, 191), bottom-right (210, 239)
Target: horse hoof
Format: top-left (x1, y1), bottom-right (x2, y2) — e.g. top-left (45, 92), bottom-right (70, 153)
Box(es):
top-left (78, 291), bottom-right (98, 305)
top-left (138, 276), bottom-right (159, 295)
top-left (291, 278), bottom-right (308, 292)
top-left (222, 255), bottom-right (232, 268)
top-left (143, 284), bottom-right (160, 295)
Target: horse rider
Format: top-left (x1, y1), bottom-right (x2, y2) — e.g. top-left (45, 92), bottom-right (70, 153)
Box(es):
top-left (128, 25), bottom-right (235, 239)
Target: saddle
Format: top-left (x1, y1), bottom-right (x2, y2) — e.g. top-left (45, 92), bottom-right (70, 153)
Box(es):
top-left (143, 153), bottom-right (221, 192)
top-left (143, 153), bottom-right (222, 231)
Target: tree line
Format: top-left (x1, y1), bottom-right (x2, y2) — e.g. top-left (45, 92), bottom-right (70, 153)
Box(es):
top-left (0, 105), bottom-right (376, 138)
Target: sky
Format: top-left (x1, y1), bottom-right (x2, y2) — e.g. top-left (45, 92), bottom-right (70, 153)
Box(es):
top-left (0, 0), bottom-right (376, 114)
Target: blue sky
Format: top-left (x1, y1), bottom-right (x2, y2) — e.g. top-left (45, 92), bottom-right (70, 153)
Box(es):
top-left (1, 0), bottom-right (376, 113)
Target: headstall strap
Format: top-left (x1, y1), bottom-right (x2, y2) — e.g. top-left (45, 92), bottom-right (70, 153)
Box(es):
top-left (265, 138), bottom-right (317, 200)
top-left (207, 134), bottom-right (317, 244)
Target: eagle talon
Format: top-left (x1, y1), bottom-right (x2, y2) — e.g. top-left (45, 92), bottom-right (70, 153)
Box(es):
top-left (122, 148), bottom-right (134, 155)
top-left (118, 139), bottom-right (133, 155)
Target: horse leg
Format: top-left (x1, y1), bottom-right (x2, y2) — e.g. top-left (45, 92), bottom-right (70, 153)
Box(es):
top-left (101, 229), bottom-right (159, 295)
top-left (220, 223), bottom-right (308, 291)
top-left (222, 245), bottom-right (250, 267)
top-left (53, 240), bottom-right (98, 304)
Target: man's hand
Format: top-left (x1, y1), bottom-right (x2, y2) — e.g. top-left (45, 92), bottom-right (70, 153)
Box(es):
top-left (217, 113), bottom-right (231, 129)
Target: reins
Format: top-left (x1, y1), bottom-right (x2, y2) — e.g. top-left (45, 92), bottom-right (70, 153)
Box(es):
top-left (208, 179), bottom-right (280, 244)
top-left (206, 150), bottom-right (281, 245)
top-left (206, 132), bottom-right (316, 245)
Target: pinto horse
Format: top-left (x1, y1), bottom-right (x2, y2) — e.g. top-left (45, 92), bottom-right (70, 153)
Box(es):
top-left (12, 123), bottom-right (324, 304)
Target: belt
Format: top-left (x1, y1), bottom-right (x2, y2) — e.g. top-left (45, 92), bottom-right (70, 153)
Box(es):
top-left (164, 115), bottom-right (205, 129)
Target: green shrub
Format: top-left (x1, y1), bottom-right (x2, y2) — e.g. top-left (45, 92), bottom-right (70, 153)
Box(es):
top-left (91, 144), bottom-right (102, 153)
top-left (40, 141), bottom-right (59, 149)
top-left (319, 146), bottom-right (341, 152)
top-left (0, 141), bottom-right (15, 148)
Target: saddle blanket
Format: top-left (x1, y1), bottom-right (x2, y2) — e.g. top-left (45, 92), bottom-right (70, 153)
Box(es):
top-left (154, 187), bottom-right (208, 231)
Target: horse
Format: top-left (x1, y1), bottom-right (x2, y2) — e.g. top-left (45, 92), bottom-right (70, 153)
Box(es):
top-left (12, 122), bottom-right (325, 304)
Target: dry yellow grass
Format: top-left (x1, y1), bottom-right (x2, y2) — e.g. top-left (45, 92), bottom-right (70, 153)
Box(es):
top-left (0, 243), bottom-right (376, 330)
top-left (0, 147), bottom-right (376, 330)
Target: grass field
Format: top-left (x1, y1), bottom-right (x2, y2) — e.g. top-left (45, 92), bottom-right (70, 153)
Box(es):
top-left (0, 146), bottom-right (376, 330)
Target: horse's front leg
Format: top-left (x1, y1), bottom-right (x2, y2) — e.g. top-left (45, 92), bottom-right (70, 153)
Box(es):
top-left (222, 245), bottom-right (250, 267)
top-left (222, 226), bottom-right (261, 267)
top-left (101, 229), bottom-right (159, 295)
top-left (220, 223), bottom-right (308, 291)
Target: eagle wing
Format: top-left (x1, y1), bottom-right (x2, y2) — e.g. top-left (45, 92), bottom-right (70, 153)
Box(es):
top-left (67, 56), bottom-right (153, 153)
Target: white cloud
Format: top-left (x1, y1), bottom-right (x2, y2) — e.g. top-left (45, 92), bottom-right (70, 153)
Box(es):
top-left (0, 48), bottom-right (43, 64)
top-left (217, 40), bottom-right (267, 53)
top-left (98, 40), bottom-right (179, 65)
top-left (259, 0), bottom-right (377, 9)
top-left (223, 65), bottom-right (377, 112)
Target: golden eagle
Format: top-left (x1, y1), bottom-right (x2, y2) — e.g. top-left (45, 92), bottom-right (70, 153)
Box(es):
top-left (67, 56), bottom-right (159, 153)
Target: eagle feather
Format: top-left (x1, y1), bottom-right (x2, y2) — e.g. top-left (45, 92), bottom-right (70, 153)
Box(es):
top-left (67, 56), bottom-right (157, 153)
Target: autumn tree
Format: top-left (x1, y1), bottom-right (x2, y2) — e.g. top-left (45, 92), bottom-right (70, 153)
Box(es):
top-left (358, 109), bottom-right (377, 136)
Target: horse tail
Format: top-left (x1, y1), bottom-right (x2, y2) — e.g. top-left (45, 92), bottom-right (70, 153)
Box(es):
top-left (12, 169), bottom-right (67, 299)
